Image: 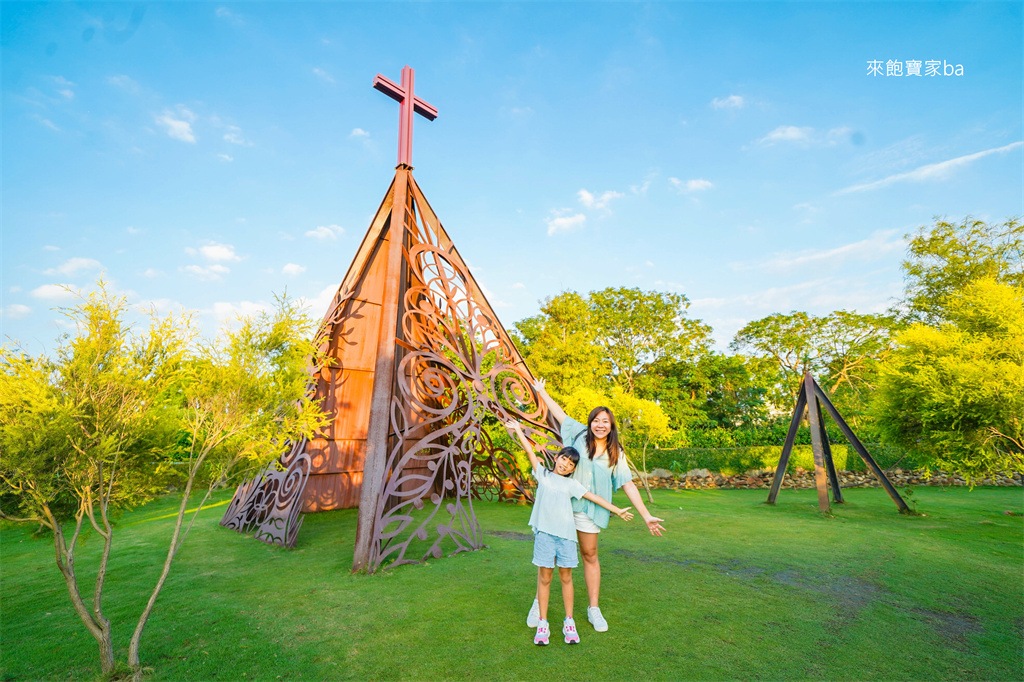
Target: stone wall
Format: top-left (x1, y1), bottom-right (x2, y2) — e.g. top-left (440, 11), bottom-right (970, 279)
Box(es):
top-left (636, 467), bottom-right (1024, 490)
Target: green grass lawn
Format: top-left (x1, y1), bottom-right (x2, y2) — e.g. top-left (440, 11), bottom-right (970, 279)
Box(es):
top-left (2, 487), bottom-right (1022, 681)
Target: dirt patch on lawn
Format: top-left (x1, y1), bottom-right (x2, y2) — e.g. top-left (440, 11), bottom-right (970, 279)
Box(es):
top-left (484, 530), bottom-right (533, 542)
top-left (907, 607), bottom-right (983, 650)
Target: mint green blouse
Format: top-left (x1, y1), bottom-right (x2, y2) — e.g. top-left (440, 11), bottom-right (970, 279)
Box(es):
top-left (561, 416), bottom-right (633, 529)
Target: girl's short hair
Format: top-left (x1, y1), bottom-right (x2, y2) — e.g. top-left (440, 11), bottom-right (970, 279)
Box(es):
top-left (556, 446), bottom-right (580, 465)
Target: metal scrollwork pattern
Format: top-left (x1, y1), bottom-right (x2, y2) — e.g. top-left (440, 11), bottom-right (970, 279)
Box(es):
top-left (367, 182), bottom-right (559, 571)
top-left (220, 443), bottom-right (312, 549)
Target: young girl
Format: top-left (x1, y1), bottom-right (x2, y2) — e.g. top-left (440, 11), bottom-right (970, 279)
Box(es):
top-left (504, 420), bottom-right (633, 645)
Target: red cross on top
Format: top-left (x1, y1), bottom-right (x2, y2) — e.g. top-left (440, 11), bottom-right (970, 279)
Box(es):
top-left (373, 65), bottom-right (437, 168)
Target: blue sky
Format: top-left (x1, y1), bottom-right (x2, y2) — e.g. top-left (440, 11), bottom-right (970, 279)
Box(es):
top-left (3, 1), bottom-right (1022, 353)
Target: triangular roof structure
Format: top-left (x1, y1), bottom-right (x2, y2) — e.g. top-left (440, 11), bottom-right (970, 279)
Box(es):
top-left (223, 166), bottom-right (560, 569)
top-left (223, 66), bottom-right (560, 572)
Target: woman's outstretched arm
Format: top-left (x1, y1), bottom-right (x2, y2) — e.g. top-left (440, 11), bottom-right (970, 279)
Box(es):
top-left (620, 480), bottom-right (666, 536)
top-left (532, 378), bottom-right (568, 427)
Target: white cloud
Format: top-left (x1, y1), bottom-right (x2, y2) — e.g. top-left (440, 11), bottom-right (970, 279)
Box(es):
top-left (187, 242), bottom-right (241, 262)
top-left (737, 230), bottom-right (905, 272)
top-left (9, 286), bottom-right (22, 293)
top-left (4, 304), bottom-right (32, 319)
top-left (350, 128), bottom-right (370, 139)
top-left (51, 76), bottom-right (75, 87)
top-left (43, 245), bottom-right (60, 251)
top-left (30, 284), bottom-right (77, 300)
top-left (670, 177), bottom-right (714, 193)
top-left (298, 284), bottom-right (338, 320)
top-left (510, 106), bottom-right (534, 117)
top-left (34, 116), bottom-right (59, 132)
top-left (835, 141), bottom-right (1024, 195)
top-left (577, 189), bottom-right (624, 211)
top-left (223, 125), bottom-right (252, 146)
top-left (218, 153), bottom-right (234, 162)
top-left (155, 108), bottom-right (196, 143)
top-left (759, 125), bottom-right (813, 145)
top-left (306, 224), bottom-right (344, 239)
top-left (211, 300), bottom-right (269, 323)
top-left (43, 257), bottom-right (103, 276)
top-left (215, 7), bottom-right (244, 25)
top-left (758, 125), bottom-right (855, 148)
top-left (512, 282), bottom-right (526, 289)
top-left (313, 68), bottom-right (335, 84)
top-left (282, 263), bottom-right (306, 276)
top-left (126, 225), bottom-right (142, 234)
top-left (107, 74), bottom-right (140, 93)
top-left (826, 126), bottom-right (853, 144)
top-left (142, 268), bottom-right (163, 278)
top-left (182, 264), bottom-right (230, 281)
top-left (58, 89), bottom-right (74, 100)
top-left (545, 211), bottom-right (586, 236)
top-left (626, 178), bottom-right (651, 193)
top-left (711, 95), bottom-right (744, 109)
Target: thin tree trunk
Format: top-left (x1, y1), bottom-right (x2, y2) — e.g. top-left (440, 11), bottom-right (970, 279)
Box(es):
top-left (47, 504), bottom-right (116, 675)
top-left (128, 447), bottom-right (218, 675)
top-left (640, 439), bottom-right (654, 504)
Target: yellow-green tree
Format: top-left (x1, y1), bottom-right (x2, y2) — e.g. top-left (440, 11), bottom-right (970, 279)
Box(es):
top-left (0, 284), bottom-right (185, 676)
top-left (0, 285), bottom-right (324, 680)
top-left (873, 277), bottom-right (1023, 480)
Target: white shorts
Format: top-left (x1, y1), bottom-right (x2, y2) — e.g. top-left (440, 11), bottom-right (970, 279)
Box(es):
top-left (573, 511), bottom-right (601, 534)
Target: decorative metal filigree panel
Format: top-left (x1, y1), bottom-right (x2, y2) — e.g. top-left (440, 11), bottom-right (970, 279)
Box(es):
top-left (366, 179), bottom-right (558, 571)
top-left (220, 443), bottom-right (312, 549)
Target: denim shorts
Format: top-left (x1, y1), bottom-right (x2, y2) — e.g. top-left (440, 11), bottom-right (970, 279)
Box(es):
top-left (532, 530), bottom-right (579, 568)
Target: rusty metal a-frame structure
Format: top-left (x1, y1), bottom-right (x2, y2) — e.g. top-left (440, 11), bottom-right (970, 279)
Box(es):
top-left (221, 66), bottom-right (559, 572)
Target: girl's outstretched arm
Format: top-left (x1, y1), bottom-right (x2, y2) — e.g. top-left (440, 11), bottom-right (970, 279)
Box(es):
top-left (504, 420), bottom-right (541, 471)
top-left (581, 492), bottom-right (633, 522)
top-left (532, 378), bottom-right (568, 427)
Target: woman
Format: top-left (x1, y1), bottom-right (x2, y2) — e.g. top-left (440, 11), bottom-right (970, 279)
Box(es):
top-left (526, 378), bottom-right (666, 632)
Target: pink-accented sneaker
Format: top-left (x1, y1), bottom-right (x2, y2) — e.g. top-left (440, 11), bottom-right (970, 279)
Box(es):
top-left (534, 619), bottom-right (550, 646)
top-left (563, 617), bottom-right (580, 644)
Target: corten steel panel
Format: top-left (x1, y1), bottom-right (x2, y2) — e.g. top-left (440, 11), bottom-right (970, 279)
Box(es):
top-left (352, 233), bottom-right (391, 305)
top-left (329, 299), bottom-right (382, 373)
top-left (331, 369), bottom-right (375, 440)
top-left (302, 472), bottom-right (363, 512)
top-left (300, 213), bottom-right (391, 512)
top-left (306, 439), bottom-right (367, 474)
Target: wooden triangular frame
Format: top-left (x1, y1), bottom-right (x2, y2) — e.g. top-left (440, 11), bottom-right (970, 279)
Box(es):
top-left (766, 372), bottom-right (909, 513)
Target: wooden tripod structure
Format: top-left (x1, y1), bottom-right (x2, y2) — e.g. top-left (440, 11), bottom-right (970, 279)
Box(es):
top-left (767, 372), bottom-right (908, 513)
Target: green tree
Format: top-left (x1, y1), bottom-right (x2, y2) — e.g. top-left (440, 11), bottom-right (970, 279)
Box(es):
top-left (639, 353), bottom-right (774, 430)
top-left (0, 285), bottom-right (185, 676)
top-left (512, 291), bottom-right (606, 402)
top-left (0, 286), bottom-right (324, 681)
top-left (589, 287), bottom-right (712, 393)
top-left (873, 277), bottom-right (1023, 480)
top-left (900, 217), bottom-right (1023, 324)
top-left (731, 310), bottom-right (897, 423)
top-left (127, 294), bottom-right (325, 677)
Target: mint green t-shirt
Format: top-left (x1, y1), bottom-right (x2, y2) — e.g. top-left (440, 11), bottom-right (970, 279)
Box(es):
top-left (528, 465), bottom-right (588, 542)
top-left (561, 416), bottom-right (633, 529)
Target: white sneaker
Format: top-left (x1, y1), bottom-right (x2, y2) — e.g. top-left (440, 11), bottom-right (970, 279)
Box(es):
top-left (527, 599), bottom-right (540, 628)
top-left (587, 605), bottom-right (608, 632)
